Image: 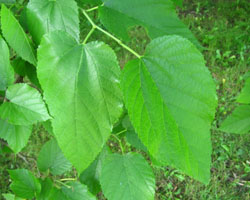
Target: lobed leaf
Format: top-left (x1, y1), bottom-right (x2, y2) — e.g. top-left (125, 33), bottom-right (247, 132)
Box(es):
top-left (37, 31), bottom-right (123, 173)
top-left (121, 35), bottom-right (217, 183)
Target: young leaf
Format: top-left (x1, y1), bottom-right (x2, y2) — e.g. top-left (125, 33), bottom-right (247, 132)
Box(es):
top-left (100, 153), bottom-right (155, 200)
top-left (121, 35), bottom-right (217, 184)
top-left (219, 105), bottom-right (250, 134)
top-left (8, 169), bottom-right (41, 199)
top-left (37, 139), bottom-right (72, 175)
top-left (0, 36), bottom-right (14, 91)
top-left (26, 0), bottom-right (80, 44)
top-left (37, 31), bottom-right (123, 173)
top-left (237, 77), bottom-right (250, 104)
top-left (0, 83), bottom-right (51, 125)
top-left (1, 4), bottom-right (36, 65)
top-left (79, 146), bottom-right (110, 195)
top-left (99, 0), bottom-right (200, 47)
top-left (0, 119), bottom-right (32, 153)
top-left (48, 182), bottom-right (96, 200)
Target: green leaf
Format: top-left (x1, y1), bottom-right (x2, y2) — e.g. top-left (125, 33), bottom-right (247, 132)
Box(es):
top-left (37, 178), bottom-right (53, 200)
top-left (0, 83), bottom-right (51, 125)
top-left (37, 31), bottom-right (123, 173)
top-left (0, 36), bottom-right (14, 91)
top-left (220, 105), bottom-right (250, 134)
top-left (79, 146), bottom-right (110, 195)
top-left (0, 0), bottom-right (16, 5)
top-left (76, 0), bottom-right (102, 5)
top-left (42, 120), bottom-right (54, 135)
top-left (11, 57), bottom-right (27, 77)
top-left (1, 4), bottom-right (36, 65)
top-left (11, 57), bottom-right (41, 88)
top-left (100, 153), bottom-right (155, 200)
top-left (61, 182), bottom-right (96, 200)
top-left (0, 119), bottom-right (32, 153)
top-left (237, 78), bottom-right (250, 104)
top-left (8, 169), bottom-right (41, 199)
top-left (2, 193), bottom-right (22, 200)
top-left (26, 0), bottom-right (80, 44)
top-left (122, 115), bottom-right (147, 152)
top-left (121, 35), bottom-right (217, 184)
top-left (37, 139), bottom-right (72, 175)
top-left (99, 0), bottom-right (200, 47)
top-left (171, 0), bottom-right (183, 7)
top-left (48, 182), bottom-right (96, 200)
top-left (126, 130), bottom-right (147, 152)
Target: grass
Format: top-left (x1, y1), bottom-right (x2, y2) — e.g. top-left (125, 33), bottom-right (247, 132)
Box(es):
top-left (0, 0), bottom-right (250, 199)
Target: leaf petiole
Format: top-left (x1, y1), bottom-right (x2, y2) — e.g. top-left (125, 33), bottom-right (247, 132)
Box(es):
top-left (81, 9), bottom-right (142, 59)
top-left (111, 134), bottom-right (125, 154)
top-left (83, 26), bottom-right (96, 44)
top-left (60, 178), bottom-right (77, 182)
top-left (55, 180), bottom-right (72, 189)
top-left (86, 4), bottom-right (103, 12)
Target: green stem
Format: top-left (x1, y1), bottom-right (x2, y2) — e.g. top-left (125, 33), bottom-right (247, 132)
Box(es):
top-left (86, 3), bottom-right (104, 12)
top-left (82, 9), bottom-right (96, 27)
top-left (81, 9), bottom-right (142, 59)
top-left (115, 129), bottom-right (127, 136)
top-left (111, 134), bottom-right (124, 154)
top-left (55, 180), bottom-right (71, 188)
top-left (83, 26), bottom-right (96, 44)
top-left (86, 6), bottom-right (99, 12)
top-left (60, 178), bottom-right (77, 182)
